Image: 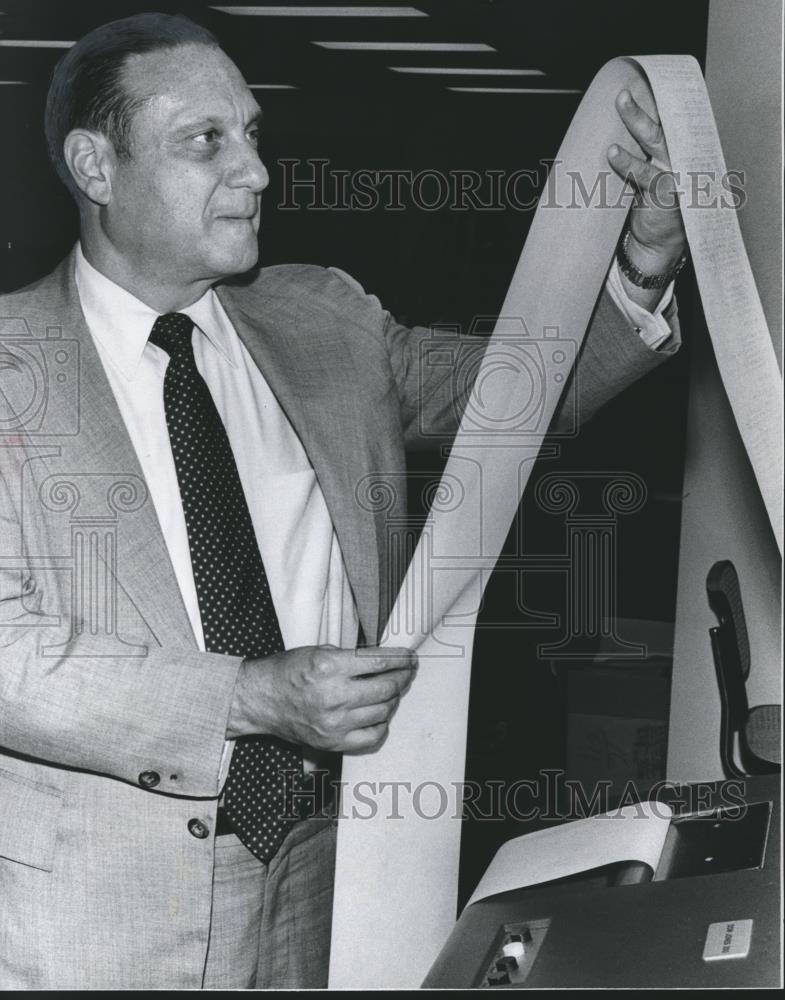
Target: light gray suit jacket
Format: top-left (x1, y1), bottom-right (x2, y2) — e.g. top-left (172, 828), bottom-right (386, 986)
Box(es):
top-left (0, 248), bottom-right (677, 988)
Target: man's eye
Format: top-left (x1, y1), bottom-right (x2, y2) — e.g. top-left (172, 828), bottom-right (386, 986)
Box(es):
top-left (194, 129), bottom-right (220, 145)
top-left (247, 129), bottom-right (260, 147)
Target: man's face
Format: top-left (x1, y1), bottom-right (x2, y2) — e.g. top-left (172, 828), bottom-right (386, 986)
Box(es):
top-left (104, 43), bottom-right (268, 286)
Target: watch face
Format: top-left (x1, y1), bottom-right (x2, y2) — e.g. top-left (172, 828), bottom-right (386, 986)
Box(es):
top-left (618, 228), bottom-right (687, 289)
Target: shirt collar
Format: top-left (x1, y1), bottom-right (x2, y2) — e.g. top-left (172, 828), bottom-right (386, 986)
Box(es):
top-left (74, 243), bottom-right (239, 380)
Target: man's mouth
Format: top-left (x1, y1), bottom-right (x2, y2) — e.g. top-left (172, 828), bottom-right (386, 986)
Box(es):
top-left (217, 201), bottom-right (259, 221)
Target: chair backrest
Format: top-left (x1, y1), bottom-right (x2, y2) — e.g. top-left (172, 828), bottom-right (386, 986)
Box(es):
top-left (706, 560), bottom-right (780, 777)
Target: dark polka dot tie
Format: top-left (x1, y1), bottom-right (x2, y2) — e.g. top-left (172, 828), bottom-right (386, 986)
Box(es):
top-left (149, 312), bottom-right (303, 863)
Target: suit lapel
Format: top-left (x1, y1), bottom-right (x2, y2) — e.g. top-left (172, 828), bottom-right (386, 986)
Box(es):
top-left (217, 284), bottom-right (381, 645)
top-left (23, 253), bottom-right (198, 650)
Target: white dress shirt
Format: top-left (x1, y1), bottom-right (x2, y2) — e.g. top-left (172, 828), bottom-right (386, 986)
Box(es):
top-left (74, 244), bottom-right (359, 657)
top-left (606, 260), bottom-right (675, 350)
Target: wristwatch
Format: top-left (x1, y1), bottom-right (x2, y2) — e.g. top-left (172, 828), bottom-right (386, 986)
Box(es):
top-left (616, 226), bottom-right (688, 290)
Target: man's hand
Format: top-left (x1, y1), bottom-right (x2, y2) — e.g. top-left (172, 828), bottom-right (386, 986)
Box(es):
top-left (607, 89), bottom-right (687, 310)
top-left (228, 645), bottom-right (418, 753)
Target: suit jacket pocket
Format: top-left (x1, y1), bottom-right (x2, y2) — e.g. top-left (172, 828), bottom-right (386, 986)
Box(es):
top-left (0, 764), bottom-right (63, 871)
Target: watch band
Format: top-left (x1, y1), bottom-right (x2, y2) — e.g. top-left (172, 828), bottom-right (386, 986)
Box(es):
top-left (616, 226), bottom-right (688, 290)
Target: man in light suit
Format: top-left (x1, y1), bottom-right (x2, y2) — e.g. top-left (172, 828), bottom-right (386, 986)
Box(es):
top-left (0, 12), bottom-right (686, 990)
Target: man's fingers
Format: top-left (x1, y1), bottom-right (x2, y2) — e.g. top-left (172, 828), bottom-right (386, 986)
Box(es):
top-left (349, 667), bottom-right (416, 707)
top-left (609, 90), bottom-right (679, 207)
top-left (351, 646), bottom-right (418, 677)
top-left (342, 723), bottom-right (391, 754)
top-left (615, 89), bottom-right (667, 163)
top-left (607, 143), bottom-right (679, 208)
top-left (608, 143), bottom-right (657, 190)
top-left (347, 699), bottom-right (401, 729)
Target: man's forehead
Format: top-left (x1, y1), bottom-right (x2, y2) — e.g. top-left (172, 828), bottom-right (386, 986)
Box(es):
top-left (122, 44), bottom-right (260, 125)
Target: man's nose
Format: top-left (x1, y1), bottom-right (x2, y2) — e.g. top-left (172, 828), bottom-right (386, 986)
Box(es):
top-left (229, 142), bottom-right (269, 194)
top-left (248, 153), bottom-right (269, 195)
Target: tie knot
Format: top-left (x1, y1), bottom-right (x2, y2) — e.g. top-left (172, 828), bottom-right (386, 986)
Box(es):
top-left (149, 312), bottom-right (194, 358)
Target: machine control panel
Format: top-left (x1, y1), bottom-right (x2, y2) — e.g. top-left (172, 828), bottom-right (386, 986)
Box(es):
top-left (480, 919), bottom-right (551, 987)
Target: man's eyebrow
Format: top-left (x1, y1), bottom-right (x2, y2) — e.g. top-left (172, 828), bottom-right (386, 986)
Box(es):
top-left (169, 115), bottom-right (220, 137)
top-left (168, 109), bottom-right (263, 136)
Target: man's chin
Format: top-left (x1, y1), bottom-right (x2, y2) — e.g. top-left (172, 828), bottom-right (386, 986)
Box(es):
top-left (214, 240), bottom-right (260, 279)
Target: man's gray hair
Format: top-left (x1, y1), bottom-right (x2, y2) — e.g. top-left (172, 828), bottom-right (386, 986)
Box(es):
top-left (45, 12), bottom-right (221, 193)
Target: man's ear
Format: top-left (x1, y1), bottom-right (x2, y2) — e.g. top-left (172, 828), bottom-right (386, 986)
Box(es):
top-left (62, 130), bottom-right (116, 205)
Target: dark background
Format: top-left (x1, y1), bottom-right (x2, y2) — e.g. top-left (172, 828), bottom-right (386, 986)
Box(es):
top-left (0, 0), bottom-right (708, 903)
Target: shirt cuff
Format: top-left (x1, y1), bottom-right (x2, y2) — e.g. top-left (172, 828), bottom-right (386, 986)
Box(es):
top-left (606, 258), bottom-right (675, 352)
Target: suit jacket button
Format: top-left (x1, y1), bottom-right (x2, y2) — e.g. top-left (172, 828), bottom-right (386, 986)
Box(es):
top-left (188, 818), bottom-right (210, 839)
top-left (138, 770), bottom-right (161, 788)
